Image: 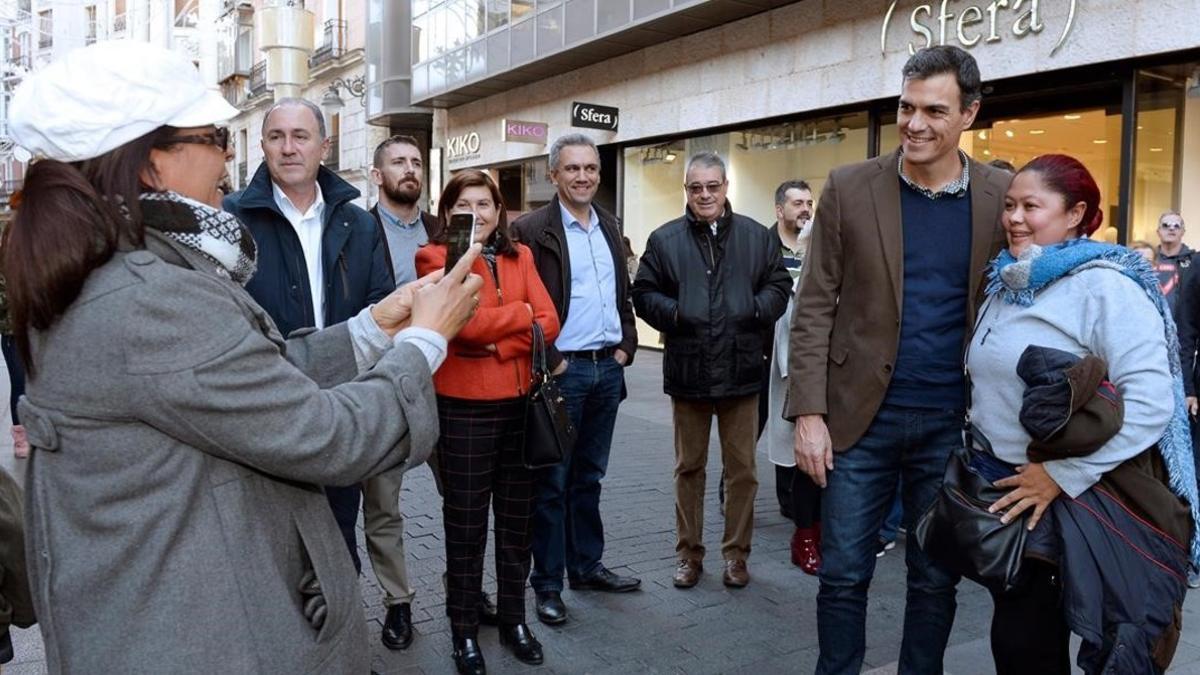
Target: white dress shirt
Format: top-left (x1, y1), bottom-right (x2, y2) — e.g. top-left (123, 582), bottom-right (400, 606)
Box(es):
top-left (272, 181), bottom-right (327, 328)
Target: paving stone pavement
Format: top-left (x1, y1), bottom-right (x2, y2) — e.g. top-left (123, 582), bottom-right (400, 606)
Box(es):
top-left (7, 351), bottom-right (1200, 674)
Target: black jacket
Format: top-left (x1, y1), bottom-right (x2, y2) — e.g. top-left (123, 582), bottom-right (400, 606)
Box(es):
top-left (368, 205), bottom-right (439, 285)
top-left (0, 467), bottom-right (33, 665)
top-left (511, 195), bottom-right (637, 371)
top-left (632, 204), bottom-right (793, 399)
top-left (1172, 252), bottom-right (1200, 397)
top-left (224, 164), bottom-right (393, 336)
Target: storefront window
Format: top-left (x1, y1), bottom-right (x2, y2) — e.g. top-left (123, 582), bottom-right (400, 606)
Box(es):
top-left (1131, 64), bottom-right (1197, 247)
top-left (623, 112), bottom-right (870, 346)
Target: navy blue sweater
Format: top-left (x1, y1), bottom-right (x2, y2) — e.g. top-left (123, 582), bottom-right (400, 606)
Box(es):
top-left (884, 181), bottom-right (972, 410)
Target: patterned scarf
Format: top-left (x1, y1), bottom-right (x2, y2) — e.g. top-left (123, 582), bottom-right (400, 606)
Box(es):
top-left (139, 191), bottom-right (257, 285)
top-left (988, 238), bottom-right (1200, 566)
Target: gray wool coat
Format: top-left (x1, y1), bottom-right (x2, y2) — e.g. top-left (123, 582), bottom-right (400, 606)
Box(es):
top-left (19, 231), bottom-right (438, 674)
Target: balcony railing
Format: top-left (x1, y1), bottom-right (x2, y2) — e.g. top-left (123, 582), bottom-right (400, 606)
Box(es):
top-left (309, 19), bottom-right (347, 68)
top-left (113, 13), bottom-right (127, 33)
top-left (0, 180), bottom-right (24, 203)
top-left (37, 33), bottom-right (51, 49)
top-left (248, 61), bottom-right (267, 97)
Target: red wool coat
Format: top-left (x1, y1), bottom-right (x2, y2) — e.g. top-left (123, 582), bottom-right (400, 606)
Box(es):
top-left (415, 243), bottom-right (560, 401)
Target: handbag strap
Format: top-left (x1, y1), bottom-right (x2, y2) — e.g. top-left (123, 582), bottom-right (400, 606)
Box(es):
top-left (531, 322), bottom-right (548, 378)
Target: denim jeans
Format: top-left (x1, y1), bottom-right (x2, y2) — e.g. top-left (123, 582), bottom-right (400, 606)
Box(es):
top-left (530, 355), bottom-right (624, 592)
top-left (879, 482), bottom-right (903, 544)
top-left (816, 404), bottom-right (963, 675)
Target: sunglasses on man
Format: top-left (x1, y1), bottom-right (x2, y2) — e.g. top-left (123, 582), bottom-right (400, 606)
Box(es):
top-left (1160, 221), bottom-right (1184, 231)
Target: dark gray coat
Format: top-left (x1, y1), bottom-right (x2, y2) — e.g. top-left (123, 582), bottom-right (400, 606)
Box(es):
top-left (20, 231), bottom-right (437, 674)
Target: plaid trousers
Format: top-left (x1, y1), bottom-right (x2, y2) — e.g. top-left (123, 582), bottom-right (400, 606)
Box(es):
top-left (436, 395), bottom-right (534, 637)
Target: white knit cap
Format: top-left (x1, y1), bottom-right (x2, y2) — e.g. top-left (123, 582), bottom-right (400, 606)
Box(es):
top-left (8, 40), bottom-right (239, 162)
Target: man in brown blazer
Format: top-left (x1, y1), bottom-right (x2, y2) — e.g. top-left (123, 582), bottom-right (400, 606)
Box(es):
top-left (786, 45), bottom-right (1010, 674)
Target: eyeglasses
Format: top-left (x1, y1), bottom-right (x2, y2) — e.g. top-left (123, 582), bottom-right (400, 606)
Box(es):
top-left (1160, 221), bottom-right (1184, 231)
top-left (157, 127), bottom-right (231, 152)
top-left (685, 181), bottom-right (726, 196)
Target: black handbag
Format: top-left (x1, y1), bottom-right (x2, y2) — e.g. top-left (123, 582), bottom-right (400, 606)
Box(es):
top-left (522, 322), bottom-right (576, 469)
top-left (913, 424), bottom-right (1029, 594)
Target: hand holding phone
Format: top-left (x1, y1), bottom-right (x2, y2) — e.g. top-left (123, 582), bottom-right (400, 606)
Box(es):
top-left (445, 212), bottom-right (478, 274)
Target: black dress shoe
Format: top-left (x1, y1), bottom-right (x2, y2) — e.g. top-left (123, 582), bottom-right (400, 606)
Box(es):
top-left (477, 591), bottom-right (499, 626)
top-left (452, 636), bottom-right (487, 675)
top-left (535, 590), bottom-right (567, 625)
top-left (498, 623), bottom-right (544, 665)
top-left (569, 566), bottom-right (642, 593)
top-left (380, 603), bottom-right (414, 650)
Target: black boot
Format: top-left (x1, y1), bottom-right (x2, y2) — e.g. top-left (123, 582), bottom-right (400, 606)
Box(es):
top-left (380, 603), bottom-right (413, 650)
top-left (498, 623), bottom-right (544, 665)
top-left (452, 635), bottom-right (486, 675)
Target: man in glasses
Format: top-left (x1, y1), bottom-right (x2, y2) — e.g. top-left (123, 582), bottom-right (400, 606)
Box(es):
top-left (1154, 211), bottom-right (1191, 311)
top-left (632, 151), bottom-right (792, 590)
top-left (224, 97), bottom-right (394, 579)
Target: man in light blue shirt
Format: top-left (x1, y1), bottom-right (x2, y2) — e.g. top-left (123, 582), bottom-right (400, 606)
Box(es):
top-left (369, 135), bottom-right (438, 286)
top-left (512, 134), bottom-right (641, 626)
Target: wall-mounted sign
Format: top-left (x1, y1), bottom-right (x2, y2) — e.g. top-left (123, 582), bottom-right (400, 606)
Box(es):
top-left (503, 119), bottom-right (549, 144)
top-left (571, 102), bottom-right (619, 132)
top-left (881, 0), bottom-right (1077, 57)
top-left (446, 131), bottom-right (481, 163)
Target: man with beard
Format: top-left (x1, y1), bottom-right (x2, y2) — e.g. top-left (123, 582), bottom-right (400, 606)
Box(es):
top-left (364, 135), bottom-right (499, 650)
top-left (369, 135), bottom-right (438, 285)
top-left (512, 134), bottom-right (641, 625)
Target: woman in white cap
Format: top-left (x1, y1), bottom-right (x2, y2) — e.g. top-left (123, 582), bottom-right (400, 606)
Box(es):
top-left (4, 40), bottom-right (483, 674)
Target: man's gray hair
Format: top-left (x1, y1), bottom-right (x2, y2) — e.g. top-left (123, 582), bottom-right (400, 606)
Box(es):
top-left (1161, 210), bottom-right (1185, 227)
top-left (685, 151), bottom-right (727, 181)
top-left (261, 97), bottom-right (327, 139)
top-left (548, 133), bottom-right (598, 171)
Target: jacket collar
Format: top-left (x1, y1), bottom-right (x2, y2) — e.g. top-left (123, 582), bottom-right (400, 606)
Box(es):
top-left (237, 163), bottom-right (361, 218)
top-left (685, 200), bottom-right (733, 232)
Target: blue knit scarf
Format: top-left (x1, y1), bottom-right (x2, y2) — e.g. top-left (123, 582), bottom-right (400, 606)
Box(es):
top-left (987, 238), bottom-right (1200, 567)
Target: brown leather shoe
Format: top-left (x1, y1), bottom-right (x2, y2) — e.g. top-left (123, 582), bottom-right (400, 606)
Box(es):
top-left (672, 559), bottom-right (702, 588)
top-left (723, 559), bottom-right (749, 588)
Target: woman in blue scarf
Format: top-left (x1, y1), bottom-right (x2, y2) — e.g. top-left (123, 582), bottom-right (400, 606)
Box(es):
top-left (966, 154), bottom-right (1197, 674)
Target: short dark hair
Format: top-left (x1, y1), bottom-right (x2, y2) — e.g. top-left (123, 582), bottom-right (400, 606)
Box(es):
top-left (901, 45), bottom-right (982, 111)
top-left (373, 135), bottom-right (422, 169)
top-left (988, 158), bottom-right (1016, 173)
top-left (774, 179), bottom-right (812, 206)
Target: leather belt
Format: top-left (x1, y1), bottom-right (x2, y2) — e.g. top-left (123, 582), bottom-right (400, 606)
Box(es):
top-left (561, 345), bottom-right (618, 361)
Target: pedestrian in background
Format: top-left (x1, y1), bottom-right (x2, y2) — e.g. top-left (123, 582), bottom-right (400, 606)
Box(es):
top-left (1153, 211), bottom-right (1192, 311)
top-left (512, 134), bottom-right (641, 628)
top-left (757, 179), bottom-right (822, 574)
top-left (788, 45), bottom-right (1010, 673)
top-left (633, 151), bottom-right (792, 590)
top-left (224, 97), bottom-right (396, 575)
top-left (0, 274), bottom-right (26, 459)
top-left (0, 466), bottom-right (33, 670)
top-left (4, 39), bottom-right (481, 674)
top-left (1131, 239), bottom-right (1156, 264)
top-left (416, 170), bottom-right (560, 675)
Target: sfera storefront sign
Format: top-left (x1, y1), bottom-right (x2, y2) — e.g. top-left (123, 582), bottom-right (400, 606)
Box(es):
top-left (881, 0), bottom-right (1078, 56)
top-left (571, 102), bottom-right (619, 131)
top-left (446, 131), bottom-right (481, 163)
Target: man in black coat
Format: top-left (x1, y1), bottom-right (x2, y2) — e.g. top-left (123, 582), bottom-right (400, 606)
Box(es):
top-left (511, 134), bottom-right (640, 627)
top-left (223, 98), bottom-right (393, 573)
top-left (632, 151), bottom-right (792, 589)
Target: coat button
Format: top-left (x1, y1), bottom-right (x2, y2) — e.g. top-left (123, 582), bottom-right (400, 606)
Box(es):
top-left (127, 251), bottom-right (156, 266)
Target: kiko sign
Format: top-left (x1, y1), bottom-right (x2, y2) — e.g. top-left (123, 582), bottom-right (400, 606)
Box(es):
top-left (881, 0), bottom-right (1078, 56)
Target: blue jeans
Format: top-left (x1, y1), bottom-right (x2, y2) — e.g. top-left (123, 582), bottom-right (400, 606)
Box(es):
top-left (879, 483), bottom-right (903, 544)
top-left (530, 355), bottom-right (624, 592)
top-left (816, 404), bottom-right (963, 675)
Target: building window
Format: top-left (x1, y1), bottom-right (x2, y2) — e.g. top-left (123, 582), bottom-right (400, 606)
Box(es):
top-left (327, 113), bottom-right (341, 172)
top-left (37, 10), bottom-right (52, 49)
top-left (85, 6), bottom-right (97, 44)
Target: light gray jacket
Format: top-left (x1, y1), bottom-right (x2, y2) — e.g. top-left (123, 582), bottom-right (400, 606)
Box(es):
top-left (20, 233), bottom-right (438, 674)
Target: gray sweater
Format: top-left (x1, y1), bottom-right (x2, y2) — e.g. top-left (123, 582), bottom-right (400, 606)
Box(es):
top-left (966, 266), bottom-right (1173, 498)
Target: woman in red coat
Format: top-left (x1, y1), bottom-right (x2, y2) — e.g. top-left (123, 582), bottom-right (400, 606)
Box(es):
top-left (415, 170), bottom-right (559, 675)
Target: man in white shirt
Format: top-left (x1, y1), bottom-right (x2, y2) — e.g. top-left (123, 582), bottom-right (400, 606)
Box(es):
top-left (223, 97), bottom-right (394, 577)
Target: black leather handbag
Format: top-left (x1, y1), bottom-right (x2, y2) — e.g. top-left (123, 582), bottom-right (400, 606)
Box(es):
top-left (522, 322), bottom-right (576, 470)
top-left (913, 425), bottom-right (1029, 594)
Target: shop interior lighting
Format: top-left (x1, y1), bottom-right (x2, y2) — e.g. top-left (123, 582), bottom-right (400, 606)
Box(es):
top-left (1064, 114), bottom-right (1083, 120)
top-left (977, 130), bottom-right (988, 140)
top-left (1093, 139), bottom-right (1108, 144)
top-left (1005, 129), bottom-right (1015, 138)
top-left (1029, 129), bottom-right (1046, 135)
top-left (1150, 147), bottom-right (1164, 152)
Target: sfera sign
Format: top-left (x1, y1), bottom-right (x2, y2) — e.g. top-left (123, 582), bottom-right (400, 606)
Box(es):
top-left (446, 131), bottom-right (481, 162)
top-left (503, 119), bottom-right (549, 144)
top-left (881, 0), bottom-right (1078, 56)
top-left (571, 102), bottom-right (619, 131)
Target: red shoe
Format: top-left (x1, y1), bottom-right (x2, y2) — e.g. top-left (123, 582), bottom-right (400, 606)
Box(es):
top-left (11, 424), bottom-right (28, 459)
top-left (791, 527), bottom-right (821, 576)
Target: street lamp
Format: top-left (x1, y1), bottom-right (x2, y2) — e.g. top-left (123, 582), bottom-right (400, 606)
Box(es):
top-left (321, 75), bottom-right (366, 114)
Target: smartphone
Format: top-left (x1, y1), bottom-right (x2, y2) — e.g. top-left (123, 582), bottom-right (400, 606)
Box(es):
top-left (444, 212), bottom-right (477, 274)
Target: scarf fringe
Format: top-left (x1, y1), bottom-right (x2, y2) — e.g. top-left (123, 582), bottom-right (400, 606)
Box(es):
top-left (989, 239), bottom-right (1200, 568)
